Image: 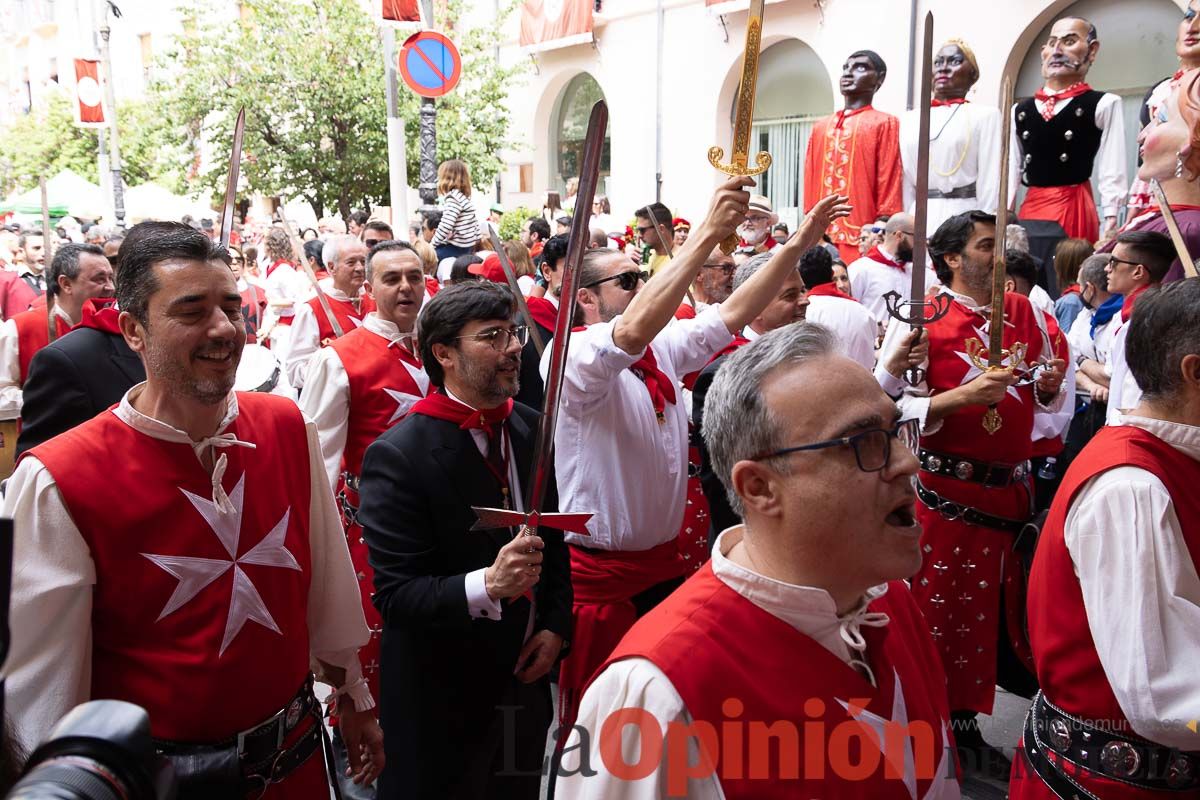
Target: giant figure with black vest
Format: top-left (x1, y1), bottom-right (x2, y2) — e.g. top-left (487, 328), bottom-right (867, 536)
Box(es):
top-left (1011, 16), bottom-right (1126, 244)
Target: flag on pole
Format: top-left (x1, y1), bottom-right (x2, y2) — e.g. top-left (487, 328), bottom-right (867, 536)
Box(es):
top-left (73, 59), bottom-right (105, 127)
top-left (382, 0), bottom-right (420, 21)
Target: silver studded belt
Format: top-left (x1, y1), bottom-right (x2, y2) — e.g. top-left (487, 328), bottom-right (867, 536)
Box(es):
top-left (1022, 690), bottom-right (1200, 795)
top-left (919, 448), bottom-right (1030, 488)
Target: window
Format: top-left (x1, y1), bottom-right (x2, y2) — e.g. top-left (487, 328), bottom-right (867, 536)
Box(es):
top-left (551, 73), bottom-right (610, 193)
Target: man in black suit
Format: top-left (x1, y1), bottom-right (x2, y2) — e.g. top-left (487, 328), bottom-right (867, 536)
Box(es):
top-left (358, 281), bottom-right (572, 799)
top-left (16, 310), bottom-right (144, 457)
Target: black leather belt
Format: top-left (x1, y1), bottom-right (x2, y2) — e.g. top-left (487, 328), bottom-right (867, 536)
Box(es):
top-left (919, 448), bottom-right (1031, 488)
top-left (915, 480), bottom-right (1037, 537)
top-left (927, 182), bottom-right (977, 200)
top-left (155, 675), bottom-right (324, 798)
top-left (1022, 691), bottom-right (1200, 796)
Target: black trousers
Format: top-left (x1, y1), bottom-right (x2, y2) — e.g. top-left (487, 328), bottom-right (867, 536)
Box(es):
top-left (450, 676), bottom-right (552, 800)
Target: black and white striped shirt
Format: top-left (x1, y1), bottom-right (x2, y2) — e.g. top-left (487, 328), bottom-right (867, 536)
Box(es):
top-left (431, 189), bottom-right (481, 248)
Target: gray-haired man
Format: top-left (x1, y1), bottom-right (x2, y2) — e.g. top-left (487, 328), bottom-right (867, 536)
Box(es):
top-left (285, 234), bottom-right (371, 388)
top-left (560, 322), bottom-right (960, 798)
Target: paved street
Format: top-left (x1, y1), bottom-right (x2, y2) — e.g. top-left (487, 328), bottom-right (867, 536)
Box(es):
top-left (967, 688), bottom-right (1033, 799)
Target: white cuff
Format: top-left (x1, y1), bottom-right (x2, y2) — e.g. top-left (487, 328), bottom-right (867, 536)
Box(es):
top-left (465, 567), bottom-right (502, 621)
top-left (874, 367), bottom-right (908, 398)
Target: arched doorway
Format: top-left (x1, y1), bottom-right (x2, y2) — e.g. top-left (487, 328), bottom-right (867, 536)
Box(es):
top-left (1014, 0), bottom-right (1183, 219)
top-left (549, 73), bottom-right (611, 195)
top-left (744, 39), bottom-right (834, 228)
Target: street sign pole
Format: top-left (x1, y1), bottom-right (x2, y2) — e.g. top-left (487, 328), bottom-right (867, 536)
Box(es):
top-left (398, 27), bottom-right (463, 214)
top-left (417, 0), bottom-right (438, 214)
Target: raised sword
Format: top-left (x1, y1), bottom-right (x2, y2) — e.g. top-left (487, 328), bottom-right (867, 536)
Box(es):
top-left (487, 223), bottom-right (545, 357)
top-left (708, 0), bottom-right (771, 255)
top-left (468, 101), bottom-right (609, 538)
top-left (883, 12), bottom-right (951, 382)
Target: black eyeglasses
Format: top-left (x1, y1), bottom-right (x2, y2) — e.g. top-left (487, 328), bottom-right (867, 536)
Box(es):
top-left (750, 418), bottom-right (920, 473)
top-left (1108, 256), bottom-right (1141, 270)
top-left (702, 262), bottom-right (736, 274)
top-left (584, 270), bottom-right (648, 291)
top-left (454, 325), bottom-right (529, 351)
top-left (229, 256), bottom-right (244, 264)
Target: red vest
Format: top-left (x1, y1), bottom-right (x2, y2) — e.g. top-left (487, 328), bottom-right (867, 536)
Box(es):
top-left (1029, 425), bottom-right (1200, 733)
top-left (13, 308), bottom-right (72, 384)
top-left (328, 325), bottom-right (428, 477)
top-left (922, 292), bottom-right (1045, 464)
top-left (307, 294), bottom-right (375, 347)
top-left (598, 565), bottom-right (956, 799)
top-left (29, 393), bottom-right (313, 742)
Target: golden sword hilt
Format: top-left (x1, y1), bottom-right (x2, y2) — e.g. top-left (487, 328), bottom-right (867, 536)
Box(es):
top-left (707, 150), bottom-right (773, 254)
top-left (964, 339), bottom-right (1027, 435)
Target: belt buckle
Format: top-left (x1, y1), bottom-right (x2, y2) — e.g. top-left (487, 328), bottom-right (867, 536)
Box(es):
top-left (937, 500), bottom-right (964, 521)
top-left (236, 709), bottom-right (287, 761)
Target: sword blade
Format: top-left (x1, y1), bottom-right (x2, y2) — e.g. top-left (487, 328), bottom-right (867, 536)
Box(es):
top-left (487, 224), bottom-right (545, 356)
top-left (40, 176), bottom-right (58, 344)
top-left (990, 76), bottom-right (1015, 367)
top-left (525, 101), bottom-right (608, 522)
top-left (908, 12), bottom-right (934, 308)
top-left (220, 108), bottom-right (246, 250)
top-left (1150, 179), bottom-right (1199, 278)
top-left (728, 0), bottom-right (766, 167)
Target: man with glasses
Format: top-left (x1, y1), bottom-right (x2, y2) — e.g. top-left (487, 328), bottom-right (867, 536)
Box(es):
top-left (560, 323), bottom-right (960, 798)
top-left (876, 210), bottom-right (1068, 771)
top-left (552, 177), bottom-right (851, 732)
top-left (360, 220), bottom-right (394, 250)
top-left (1068, 254), bottom-right (1118, 410)
top-left (846, 211), bottom-right (935, 325)
top-left (691, 246), bottom-right (736, 312)
top-left (634, 202), bottom-right (675, 277)
top-left (0, 243), bottom-right (113, 433)
top-left (357, 281), bottom-right (571, 798)
top-left (735, 195), bottom-right (779, 257)
top-left (1099, 230), bottom-right (1174, 424)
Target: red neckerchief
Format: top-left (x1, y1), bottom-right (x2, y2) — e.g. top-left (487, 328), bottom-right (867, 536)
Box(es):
top-left (681, 335), bottom-right (751, 392)
top-left (526, 295), bottom-right (559, 332)
top-left (1059, 284), bottom-right (1081, 296)
top-left (1121, 284), bottom-right (1152, 322)
top-left (931, 97), bottom-right (968, 107)
top-left (833, 104), bottom-right (872, 129)
top-left (266, 259), bottom-right (292, 278)
top-left (424, 276), bottom-right (440, 297)
top-left (737, 235), bottom-right (779, 251)
top-left (865, 245), bottom-right (906, 271)
top-left (77, 297), bottom-right (121, 335)
top-left (674, 303), bottom-right (697, 320)
top-left (1034, 82), bottom-right (1092, 121)
top-left (806, 281), bottom-right (858, 302)
top-left (630, 346), bottom-right (677, 421)
top-left (409, 391), bottom-right (513, 435)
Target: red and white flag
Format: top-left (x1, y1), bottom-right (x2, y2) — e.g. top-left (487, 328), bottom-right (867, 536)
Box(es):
top-left (74, 59), bottom-right (105, 127)
top-left (382, 0), bottom-right (420, 22)
top-left (519, 0), bottom-right (593, 49)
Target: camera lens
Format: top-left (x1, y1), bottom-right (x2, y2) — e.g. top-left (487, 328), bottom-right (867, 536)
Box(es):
top-left (9, 755), bottom-right (130, 800)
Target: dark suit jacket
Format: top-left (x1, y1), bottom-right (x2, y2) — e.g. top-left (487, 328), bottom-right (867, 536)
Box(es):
top-left (17, 328), bottom-right (144, 458)
top-left (514, 319), bottom-right (553, 412)
top-left (691, 352), bottom-right (741, 548)
top-left (357, 400), bottom-right (571, 798)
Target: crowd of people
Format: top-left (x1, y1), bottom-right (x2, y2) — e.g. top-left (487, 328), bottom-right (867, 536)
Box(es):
top-left (0, 6), bottom-right (1196, 800)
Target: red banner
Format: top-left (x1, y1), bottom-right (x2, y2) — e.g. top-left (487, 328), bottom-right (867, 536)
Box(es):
top-left (382, 0), bottom-right (420, 22)
top-left (520, 0), bottom-right (593, 48)
top-left (74, 59), bottom-right (104, 127)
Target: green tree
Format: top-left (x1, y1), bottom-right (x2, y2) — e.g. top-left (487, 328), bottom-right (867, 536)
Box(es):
top-left (0, 94), bottom-right (98, 197)
top-left (150, 0), bottom-right (524, 221)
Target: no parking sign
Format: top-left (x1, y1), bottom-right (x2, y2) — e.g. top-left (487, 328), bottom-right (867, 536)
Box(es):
top-left (398, 31), bottom-right (462, 98)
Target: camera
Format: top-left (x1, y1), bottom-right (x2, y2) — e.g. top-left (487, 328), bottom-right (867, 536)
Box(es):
top-left (7, 701), bottom-right (175, 800)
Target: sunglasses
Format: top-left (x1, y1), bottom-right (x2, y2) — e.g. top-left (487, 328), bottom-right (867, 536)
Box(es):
top-left (583, 270), bottom-right (648, 291)
top-left (364, 238), bottom-right (387, 249)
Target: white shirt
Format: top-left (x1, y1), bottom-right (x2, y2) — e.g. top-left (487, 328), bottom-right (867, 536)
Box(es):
top-left (901, 102), bottom-right (1002, 234)
top-left (1028, 284), bottom-right (1055, 317)
top-left (1105, 321), bottom-right (1142, 425)
top-left (1064, 415), bottom-right (1200, 748)
top-left (298, 312), bottom-right (426, 492)
top-left (0, 386), bottom-right (373, 752)
top-left (557, 526), bottom-right (961, 800)
top-left (0, 304), bottom-right (73, 421)
top-left (283, 286), bottom-right (364, 390)
top-left (1009, 91), bottom-right (1128, 220)
top-left (546, 306), bottom-right (733, 551)
top-left (847, 247), bottom-right (939, 326)
top-left (805, 294), bottom-right (877, 370)
top-left (875, 287), bottom-right (1068, 434)
top-left (263, 262), bottom-right (305, 316)
top-left (1066, 304), bottom-right (1119, 367)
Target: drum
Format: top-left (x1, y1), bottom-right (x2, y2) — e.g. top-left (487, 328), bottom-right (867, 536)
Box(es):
top-left (0, 419), bottom-right (19, 480)
top-left (234, 343), bottom-right (282, 394)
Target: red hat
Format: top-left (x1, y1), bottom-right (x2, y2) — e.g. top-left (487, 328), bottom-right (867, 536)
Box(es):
top-left (673, 217), bottom-right (691, 231)
top-left (468, 252), bottom-right (507, 284)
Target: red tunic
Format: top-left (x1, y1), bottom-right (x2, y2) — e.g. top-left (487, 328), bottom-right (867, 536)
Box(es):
top-left (804, 106), bottom-right (903, 264)
top-left (28, 393), bottom-right (326, 798)
top-left (599, 566), bottom-right (957, 798)
top-left (911, 292), bottom-right (1046, 713)
top-left (13, 308), bottom-right (72, 384)
top-left (327, 325), bottom-right (428, 702)
top-left (1010, 425), bottom-right (1200, 800)
top-left (307, 294), bottom-right (375, 346)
